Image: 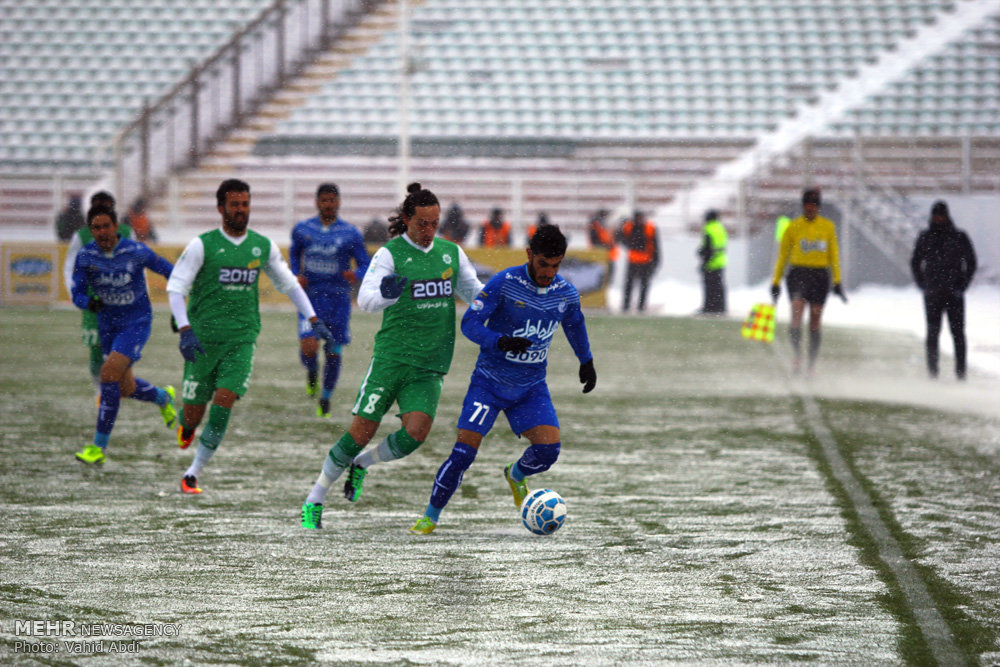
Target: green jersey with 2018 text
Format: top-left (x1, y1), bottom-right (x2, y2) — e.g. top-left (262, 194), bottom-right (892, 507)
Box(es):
top-left (187, 228), bottom-right (272, 344)
top-left (374, 237), bottom-right (462, 374)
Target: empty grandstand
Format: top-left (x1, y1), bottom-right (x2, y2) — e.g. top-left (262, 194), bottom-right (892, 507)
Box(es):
top-left (1, 0), bottom-right (998, 280)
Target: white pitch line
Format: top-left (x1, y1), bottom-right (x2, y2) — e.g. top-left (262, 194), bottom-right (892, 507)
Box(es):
top-left (776, 349), bottom-right (965, 665)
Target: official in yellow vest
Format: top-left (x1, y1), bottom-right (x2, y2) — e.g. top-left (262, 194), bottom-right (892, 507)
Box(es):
top-left (770, 189), bottom-right (846, 375)
top-left (774, 215), bottom-right (790, 243)
top-left (697, 209), bottom-right (728, 314)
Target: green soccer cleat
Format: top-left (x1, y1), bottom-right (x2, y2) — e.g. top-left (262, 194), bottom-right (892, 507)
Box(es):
top-left (301, 502), bottom-right (323, 529)
top-left (159, 385), bottom-right (178, 429)
top-left (316, 399), bottom-right (331, 418)
top-left (75, 445), bottom-right (105, 465)
top-left (504, 463), bottom-right (529, 508)
top-left (306, 372), bottom-right (318, 397)
top-left (408, 516), bottom-right (437, 535)
top-left (344, 462), bottom-right (367, 503)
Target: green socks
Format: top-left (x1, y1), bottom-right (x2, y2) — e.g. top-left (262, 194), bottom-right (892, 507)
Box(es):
top-left (199, 403), bottom-right (232, 451)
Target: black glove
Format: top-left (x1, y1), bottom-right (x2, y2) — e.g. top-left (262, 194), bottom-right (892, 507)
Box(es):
top-left (380, 274), bottom-right (409, 299)
top-left (87, 296), bottom-right (103, 313)
top-left (169, 315), bottom-right (179, 333)
top-left (770, 284), bottom-right (780, 303)
top-left (578, 359), bottom-right (596, 394)
top-left (832, 283), bottom-right (847, 303)
top-left (179, 328), bottom-right (206, 363)
top-left (311, 319), bottom-right (336, 347)
top-left (497, 336), bottom-right (532, 354)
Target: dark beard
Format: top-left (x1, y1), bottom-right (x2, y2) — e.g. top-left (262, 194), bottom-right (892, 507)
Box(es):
top-left (226, 215), bottom-right (248, 234)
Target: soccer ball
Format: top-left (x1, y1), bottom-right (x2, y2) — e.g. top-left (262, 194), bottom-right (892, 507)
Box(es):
top-left (520, 489), bottom-right (567, 535)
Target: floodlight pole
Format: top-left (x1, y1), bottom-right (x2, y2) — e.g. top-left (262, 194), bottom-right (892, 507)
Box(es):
top-left (397, 0), bottom-right (411, 198)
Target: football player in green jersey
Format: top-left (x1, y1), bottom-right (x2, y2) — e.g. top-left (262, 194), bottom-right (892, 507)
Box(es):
top-left (301, 182), bottom-right (483, 529)
top-left (167, 179), bottom-right (335, 494)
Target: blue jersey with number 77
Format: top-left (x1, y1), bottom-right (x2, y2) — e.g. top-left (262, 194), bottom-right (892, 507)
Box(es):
top-left (461, 264), bottom-right (592, 389)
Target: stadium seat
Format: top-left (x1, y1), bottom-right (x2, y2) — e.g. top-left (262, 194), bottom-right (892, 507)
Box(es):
top-left (2, 0), bottom-right (999, 170)
top-left (0, 0), bottom-right (277, 167)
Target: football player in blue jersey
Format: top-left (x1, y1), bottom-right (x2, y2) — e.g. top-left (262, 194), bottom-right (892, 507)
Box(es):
top-left (69, 204), bottom-right (178, 465)
top-left (408, 224), bottom-right (597, 534)
top-left (62, 191), bottom-right (131, 400)
top-left (289, 183), bottom-right (371, 417)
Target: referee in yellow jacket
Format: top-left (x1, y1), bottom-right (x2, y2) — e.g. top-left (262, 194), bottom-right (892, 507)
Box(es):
top-left (770, 189), bottom-right (846, 375)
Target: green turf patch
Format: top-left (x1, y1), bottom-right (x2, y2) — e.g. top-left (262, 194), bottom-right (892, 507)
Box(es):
top-left (799, 397), bottom-right (999, 665)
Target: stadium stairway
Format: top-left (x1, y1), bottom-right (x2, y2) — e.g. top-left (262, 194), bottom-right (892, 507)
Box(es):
top-left (146, 2), bottom-right (405, 237)
top-left (141, 1), bottom-right (743, 241)
top-left (95, 0), bottom-right (1000, 246)
top-left (652, 0), bottom-right (1000, 251)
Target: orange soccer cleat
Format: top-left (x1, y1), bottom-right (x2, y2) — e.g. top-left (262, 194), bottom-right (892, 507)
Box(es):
top-left (177, 425), bottom-right (196, 450)
top-left (180, 474), bottom-right (202, 494)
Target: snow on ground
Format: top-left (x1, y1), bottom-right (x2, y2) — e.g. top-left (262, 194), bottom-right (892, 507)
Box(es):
top-left (609, 277), bottom-right (1000, 421)
top-left (627, 278), bottom-right (1000, 380)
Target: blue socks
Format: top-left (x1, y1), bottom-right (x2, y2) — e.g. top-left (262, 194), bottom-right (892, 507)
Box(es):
top-left (94, 379), bottom-right (170, 449)
top-left (514, 442), bottom-right (561, 477)
top-left (95, 381), bottom-right (121, 448)
top-left (422, 442), bottom-right (561, 525)
top-left (427, 443), bottom-right (478, 521)
top-left (321, 353), bottom-right (341, 401)
top-left (129, 377), bottom-right (161, 404)
top-left (300, 350), bottom-right (319, 374)
top-left (302, 350), bottom-right (341, 400)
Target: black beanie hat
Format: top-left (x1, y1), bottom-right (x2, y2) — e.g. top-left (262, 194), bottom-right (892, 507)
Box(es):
top-left (316, 182), bottom-right (339, 197)
top-left (931, 200), bottom-right (949, 218)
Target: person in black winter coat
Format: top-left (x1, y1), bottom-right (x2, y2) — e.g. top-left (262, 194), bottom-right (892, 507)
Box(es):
top-left (56, 193), bottom-right (85, 241)
top-left (910, 200), bottom-right (977, 379)
top-left (439, 202), bottom-right (470, 244)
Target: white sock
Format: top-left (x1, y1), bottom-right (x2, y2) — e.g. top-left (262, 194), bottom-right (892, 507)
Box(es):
top-left (305, 456), bottom-right (341, 505)
top-left (352, 436), bottom-right (396, 469)
top-left (184, 443), bottom-right (214, 478)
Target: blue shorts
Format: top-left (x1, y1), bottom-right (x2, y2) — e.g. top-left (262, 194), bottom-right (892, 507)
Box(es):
top-left (456, 374), bottom-right (559, 437)
top-left (99, 318), bottom-right (151, 362)
top-left (297, 315), bottom-right (344, 355)
top-left (298, 293), bottom-right (351, 346)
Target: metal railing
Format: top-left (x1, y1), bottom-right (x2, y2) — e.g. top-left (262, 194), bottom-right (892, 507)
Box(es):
top-left (740, 138), bottom-right (924, 282)
top-left (841, 171), bottom-right (923, 277)
top-left (155, 168), bottom-right (649, 239)
top-left (109, 0), bottom-right (374, 209)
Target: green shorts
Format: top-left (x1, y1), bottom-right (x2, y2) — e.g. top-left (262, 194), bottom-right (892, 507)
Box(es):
top-left (181, 340), bottom-right (257, 405)
top-left (351, 357), bottom-right (444, 422)
top-left (81, 309), bottom-right (99, 347)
